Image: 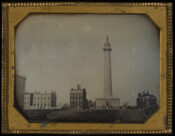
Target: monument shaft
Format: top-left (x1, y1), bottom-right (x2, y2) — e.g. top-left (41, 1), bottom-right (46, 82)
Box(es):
top-left (103, 36), bottom-right (112, 98)
top-left (95, 36), bottom-right (120, 109)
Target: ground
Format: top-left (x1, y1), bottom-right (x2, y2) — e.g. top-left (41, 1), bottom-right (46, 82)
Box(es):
top-left (23, 107), bottom-right (158, 123)
top-left (46, 108), bottom-right (147, 123)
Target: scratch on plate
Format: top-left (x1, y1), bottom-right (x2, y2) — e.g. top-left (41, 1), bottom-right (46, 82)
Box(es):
top-left (41, 123), bottom-right (47, 128)
top-left (164, 116), bottom-right (168, 125)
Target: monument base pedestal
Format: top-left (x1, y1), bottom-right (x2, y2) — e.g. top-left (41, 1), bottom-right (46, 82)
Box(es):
top-left (95, 97), bottom-right (120, 109)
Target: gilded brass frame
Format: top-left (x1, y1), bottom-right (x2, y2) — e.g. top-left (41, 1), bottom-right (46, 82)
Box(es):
top-left (1, 2), bottom-right (173, 134)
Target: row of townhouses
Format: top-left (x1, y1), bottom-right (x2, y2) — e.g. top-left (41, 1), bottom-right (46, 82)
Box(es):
top-left (15, 75), bottom-right (158, 111)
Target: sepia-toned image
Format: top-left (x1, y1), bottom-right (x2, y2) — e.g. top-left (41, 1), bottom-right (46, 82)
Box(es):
top-left (15, 14), bottom-right (160, 123)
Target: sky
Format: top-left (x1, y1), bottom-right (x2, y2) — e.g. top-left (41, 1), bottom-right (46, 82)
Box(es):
top-left (15, 14), bottom-right (160, 107)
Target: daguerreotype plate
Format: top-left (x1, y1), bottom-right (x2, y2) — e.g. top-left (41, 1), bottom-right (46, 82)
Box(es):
top-left (2, 2), bottom-right (173, 134)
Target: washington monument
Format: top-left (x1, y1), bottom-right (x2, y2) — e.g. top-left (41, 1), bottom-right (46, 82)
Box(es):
top-left (96, 36), bottom-right (120, 109)
top-left (103, 36), bottom-right (112, 98)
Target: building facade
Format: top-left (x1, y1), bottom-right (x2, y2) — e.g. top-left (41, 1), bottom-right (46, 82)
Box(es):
top-left (137, 91), bottom-right (158, 109)
top-left (87, 100), bottom-right (95, 109)
top-left (70, 84), bottom-right (87, 109)
top-left (24, 91), bottom-right (56, 110)
top-left (15, 75), bottom-right (26, 110)
top-left (24, 93), bottom-right (32, 109)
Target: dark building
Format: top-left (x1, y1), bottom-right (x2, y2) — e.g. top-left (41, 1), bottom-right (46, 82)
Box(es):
top-left (137, 91), bottom-right (158, 109)
top-left (87, 100), bottom-right (95, 109)
top-left (51, 91), bottom-right (56, 107)
top-left (15, 75), bottom-right (26, 110)
top-left (70, 84), bottom-right (87, 109)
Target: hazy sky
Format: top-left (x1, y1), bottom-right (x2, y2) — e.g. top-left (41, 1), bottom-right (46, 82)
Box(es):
top-left (15, 14), bottom-right (159, 106)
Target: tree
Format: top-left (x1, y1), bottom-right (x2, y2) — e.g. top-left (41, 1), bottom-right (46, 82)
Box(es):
top-left (61, 103), bottom-right (69, 110)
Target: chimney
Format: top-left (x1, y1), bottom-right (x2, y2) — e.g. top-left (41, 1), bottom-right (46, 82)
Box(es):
top-left (147, 91), bottom-right (149, 95)
top-left (77, 84), bottom-right (81, 90)
top-left (138, 93), bottom-right (141, 97)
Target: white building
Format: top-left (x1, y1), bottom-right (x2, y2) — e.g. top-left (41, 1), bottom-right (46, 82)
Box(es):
top-left (24, 93), bottom-right (32, 109)
top-left (24, 91), bottom-right (56, 110)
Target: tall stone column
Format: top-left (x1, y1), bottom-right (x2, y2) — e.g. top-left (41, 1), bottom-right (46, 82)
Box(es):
top-left (103, 36), bottom-right (112, 98)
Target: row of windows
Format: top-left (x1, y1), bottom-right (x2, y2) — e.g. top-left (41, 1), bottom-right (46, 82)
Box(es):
top-left (34, 97), bottom-right (50, 100)
top-left (24, 97), bottom-right (50, 100)
top-left (24, 102), bottom-right (50, 106)
top-left (24, 102), bottom-right (30, 105)
top-left (25, 97), bottom-right (30, 99)
top-left (71, 102), bottom-right (83, 105)
top-left (37, 107), bottom-right (49, 109)
top-left (138, 98), bottom-right (156, 102)
top-left (70, 94), bottom-right (82, 97)
top-left (70, 99), bottom-right (82, 102)
top-left (33, 103), bottom-right (50, 106)
top-left (25, 107), bottom-right (50, 109)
